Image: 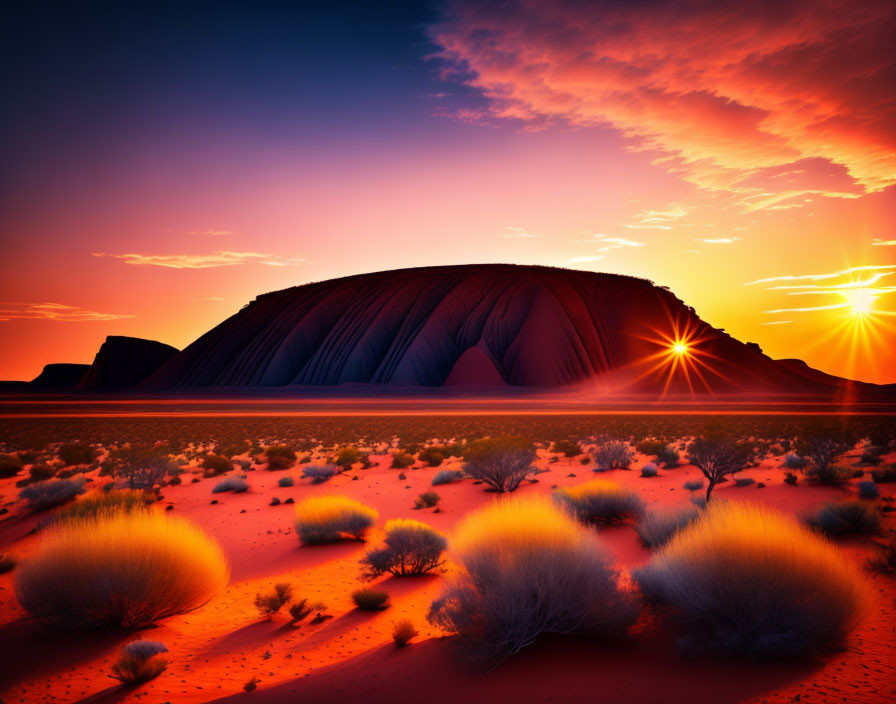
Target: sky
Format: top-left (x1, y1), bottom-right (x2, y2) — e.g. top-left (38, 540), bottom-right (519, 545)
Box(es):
top-left (1, 0), bottom-right (894, 384)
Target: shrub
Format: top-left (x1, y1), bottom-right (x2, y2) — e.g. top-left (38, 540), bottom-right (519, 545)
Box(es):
top-left (294, 496), bottom-right (378, 544)
top-left (428, 496), bottom-right (638, 662)
top-left (418, 446), bottom-right (446, 467)
top-left (657, 446), bottom-right (680, 467)
top-left (462, 436), bottom-right (535, 493)
top-left (301, 465), bottom-right (338, 483)
top-left (784, 471), bottom-right (799, 485)
top-left (640, 463), bottom-right (659, 478)
top-left (871, 465), bottom-right (896, 483)
top-left (57, 442), bottom-right (97, 467)
top-left (14, 511), bottom-right (228, 628)
top-left (858, 481), bottom-right (879, 499)
top-left (553, 480), bottom-right (644, 524)
top-left (735, 477), bottom-right (755, 487)
top-left (683, 479), bottom-right (704, 492)
top-left (20, 477), bottom-right (86, 511)
top-left (109, 446), bottom-right (174, 491)
top-left (288, 598), bottom-right (314, 623)
top-left (552, 439), bottom-right (581, 457)
top-left (392, 618), bottom-right (418, 646)
top-left (201, 454), bottom-right (233, 477)
top-left (333, 446), bottom-right (369, 469)
top-left (244, 677), bottom-right (259, 692)
top-left (110, 640), bottom-right (168, 684)
top-left (0, 453), bottom-right (24, 478)
top-left (361, 519), bottom-right (447, 578)
top-left (26, 463), bottom-right (56, 483)
top-left (804, 463), bottom-right (853, 485)
top-left (796, 425), bottom-right (855, 474)
top-left (593, 441), bottom-right (634, 471)
top-left (636, 505), bottom-right (701, 548)
top-left (635, 439), bottom-right (667, 456)
top-left (633, 502), bottom-right (868, 658)
top-left (265, 444), bottom-right (297, 470)
top-left (414, 491), bottom-right (440, 509)
top-left (390, 452), bottom-right (415, 469)
top-left (212, 476), bottom-right (248, 493)
top-left (431, 469), bottom-right (464, 486)
top-left (351, 587), bottom-right (390, 611)
top-left (803, 500), bottom-right (881, 536)
top-left (56, 489), bottom-right (151, 522)
top-left (278, 475), bottom-right (294, 488)
top-left (783, 453), bottom-right (807, 469)
top-left (687, 434), bottom-right (752, 502)
top-left (255, 583), bottom-right (293, 616)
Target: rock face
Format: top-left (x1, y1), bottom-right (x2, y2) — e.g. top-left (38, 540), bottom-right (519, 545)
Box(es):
top-left (79, 336), bottom-right (179, 389)
top-left (142, 264), bottom-right (882, 394)
top-left (30, 363), bottom-right (90, 389)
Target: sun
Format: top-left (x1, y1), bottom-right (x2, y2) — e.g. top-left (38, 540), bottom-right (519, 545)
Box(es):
top-left (843, 288), bottom-right (876, 317)
top-left (671, 341), bottom-right (689, 355)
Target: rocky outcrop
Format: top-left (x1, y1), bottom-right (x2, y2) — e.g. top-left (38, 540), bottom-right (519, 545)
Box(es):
top-left (30, 363), bottom-right (90, 389)
top-left (141, 264), bottom-right (884, 394)
top-left (79, 336), bottom-right (179, 389)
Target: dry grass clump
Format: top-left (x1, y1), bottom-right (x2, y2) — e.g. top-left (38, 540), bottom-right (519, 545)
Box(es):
top-left (553, 480), bottom-right (644, 524)
top-left (361, 519), bottom-right (447, 578)
top-left (56, 489), bottom-right (151, 523)
top-left (294, 495), bottom-right (378, 544)
top-left (390, 452), bottom-right (415, 469)
top-left (212, 475), bottom-right (248, 493)
top-left (255, 583), bottom-right (293, 616)
top-left (110, 640), bottom-right (168, 683)
top-left (803, 499), bottom-right (881, 536)
top-left (634, 502), bottom-right (868, 658)
top-left (431, 469), bottom-right (464, 486)
top-left (265, 444), bottom-right (297, 470)
top-left (462, 436), bottom-right (536, 493)
top-left (636, 505), bottom-right (700, 548)
top-left (392, 618), bottom-right (419, 646)
top-left (301, 464), bottom-right (338, 483)
top-left (428, 496), bottom-right (638, 662)
top-left (15, 511), bottom-right (229, 628)
top-left (201, 454), bottom-right (233, 477)
top-left (19, 477), bottom-right (86, 511)
top-left (414, 490), bottom-right (440, 509)
top-left (593, 440), bottom-right (634, 471)
top-left (351, 587), bottom-right (390, 611)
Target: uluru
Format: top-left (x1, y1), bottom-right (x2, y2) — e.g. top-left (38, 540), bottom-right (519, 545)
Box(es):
top-left (141, 264), bottom-right (887, 395)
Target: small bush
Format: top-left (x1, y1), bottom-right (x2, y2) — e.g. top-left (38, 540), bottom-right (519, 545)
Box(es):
top-left (110, 640), bottom-right (168, 684)
top-left (636, 439), bottom-right (667, 456)
top-left (804, 500), bottom-right (881, 536)
top-left (428, 496), bottom-right (638, 662)
top-left (255, 583), bottom-right (293, 616)
top-left (351, 587), bottom-right (389, 611)
top-left (553, 480), bottom-right (644, 524)
top-left (683, 479), bottom-right (704, 492)
top-left (294, 496), bottom-right (378, 544)
top-left (418, 446), bottom-right (446, 467)
top-left (784, 471), bottom-right (799, 485)
top-left (640, 463), bottom-right (659, 478)
top-left (14, 511), bottom-right (228, 628)
top-left (201, 454), bottom-right (233, 477)
top-left (805, 463), bottom-right (853, 485)
top-left (266, 444), bottom-right (297, 470)
top-left (301, 464), bottom-right (338, 483)
top-left (462, 436), bottom-right (535, 493)
top-left (57, 442), bottom-right (97, 467)
top-left (278, 475), bottom-right (294, 488)
top-left (552, 439), bottom-right (581, 458)
top-left (289, 598), bottom-right (316, 623)
top-left (593, 441), bottom-right (634, 471)
top-left (26, 464), bottom-right (56, 483)
top-left (390, 452), bottom-right (415, 469)
top-left (212, 476), bottom-right (248, 493)
top-left (735, 477), bottom-right (755, 487)
top-left (333, 446), bottom-right (369, 469)
top-left (657, 446), bottom-right (680, 467)
top-left (244, 677), bottom-right (259, 692)
top-left (783, 454), bottom-right (807, 469)
top-left (20, 477), bottom-right (86, 511)
top-left (871, 465), bottom-right (896, 483)
top-left (636, 506), bottom-right (700, 548)
top-left (634, 502), bottom-right (868, 658)
top-left (392, 618), bottom-right (418, 646)
top-left (858, 481), bottom-right (879, 499)
top-left (0, 453), bottom-right (23, 478)
top-left (56, 489), bottom-right (151, 522)
top-left (361, 519), bottom-right (447, 578)
top-left (432, 469), bottom-right (464, 486)
top-left (414, 490), bottom-right (440, 509)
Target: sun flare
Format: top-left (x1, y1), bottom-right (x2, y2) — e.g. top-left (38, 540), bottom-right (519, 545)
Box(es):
top-left (671, 341), bottom-right (689, 355)
top-left (844, 288), bottom-right (876, 317)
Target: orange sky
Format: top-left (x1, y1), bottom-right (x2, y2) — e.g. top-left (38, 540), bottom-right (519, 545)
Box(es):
top-left (1, 0), bottom-right (894, 384)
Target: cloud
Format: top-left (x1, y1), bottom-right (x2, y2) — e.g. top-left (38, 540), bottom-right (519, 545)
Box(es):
top-left (569, 255), bottom-right (603, 263)
top-left (504, 226), bottom-right (538, 238)
top-left (873, 238), bottom-right (896, 246)
top-left (187, 230), bottom-right (233, 236)
top-left (760, 320), bottom-right (792, 325)
top-left (576, 234), bottom-right (645, 252)
top-left (430, 0), bottom-right (896, 196)
top-left (744, 265), bottom-right (896, 286)
top-left (93, 251), bottom-right (303, 269)
top-left (0, 302), bottom-right (134, 322)
top-left (698, 237), bottom-right (740, 244)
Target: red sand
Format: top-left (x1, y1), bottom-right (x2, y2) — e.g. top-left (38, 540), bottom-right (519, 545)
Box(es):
top-left (1, 447), bottom-right (894, 704)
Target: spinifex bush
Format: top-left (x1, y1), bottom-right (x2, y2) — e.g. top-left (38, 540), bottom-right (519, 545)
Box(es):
top-left (431, 469), bottom-right (464, 486)
top-left (804, 463), bottom-right (854, 485)
top-left (640, 462), bottom-right (659, 478)
top-left (255, 583), bottom-right (293, 616)
top-left (110, 640), bottom-right (168, 684)
top-left (392, 618), bottom-right (418, 646)
top-left (634, 502), bottom-right (868, 658)
top-left (57, 442), bottom-right (97, 467)
top-left (294, 495), bottom-right (378, 544)
top-left (783, 453), bottom-right (808, 469)
top-left (351, 587), bottom-right (390, 611)
top-left (427, 496), bottom-right (638, 662)
top-left (636, 505), bottom-right (700, 548)
top-left (462, 436), bottom-right (535, 493)
top-left (20, 477), bottom-right (86, 511)
top-left (553, 480), bottom-right (644, 524)
top-left (15, 511), bottom-right (228, 628)
top-left (212, 475), bottom-right (249, 493)
top-left (361, 519), bottom-right (447, 578)
top-left (552, 439), bottom-right (581, 457)
top-left (593, 440), bottom-right (634, 471)
top-left (301, 464), bottom-right (338, 483)
top-left (201, 454), bottom-right (233, 477)
top-left (333, 446), bottom-right (370, 469)
top-left (418, 446), bottom-right (446, 467)
top-left (265, 444), bottom-right (297, 470)
top-left (390, 452), bottom-right (415, 469)
top-left (56, 489), bottom-right (151, 522)
top-left (803, 499), bottom-right (881, 536)
top-left (414, 490), bottom-right (440, 509)
top-left (657, 445), bottom-right (680, 467)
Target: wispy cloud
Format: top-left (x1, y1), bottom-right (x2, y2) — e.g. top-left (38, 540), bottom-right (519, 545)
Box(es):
top-left (576, 234), bottom-right (645, 252)
top-left (503, 226), bottom-right (538, 238)
top-left (187, 229), bottom-right (233, 236)
top-left (93, 251), bottom-right (303, 269)
top-left (0, 302), bottom-right (135, 322)
top-left (697, 237), bottom-right (740, 244)
top-left (872, 238), bottom-right (896, 246)
top-left (760, 320), bottom-right (792, 325)
top-left (744, 265), bottom-right (896, 287)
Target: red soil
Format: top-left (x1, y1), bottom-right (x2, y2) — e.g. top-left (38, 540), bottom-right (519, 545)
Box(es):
top-left (1, 447), bottom-right (894, 704)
